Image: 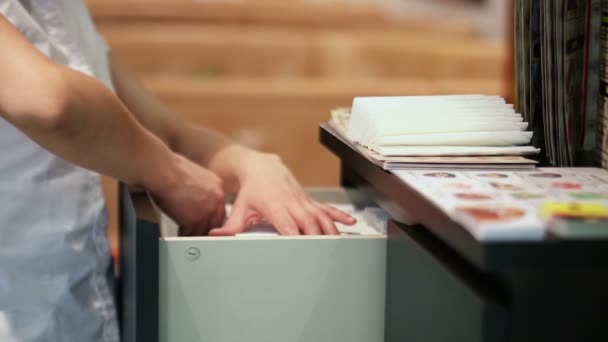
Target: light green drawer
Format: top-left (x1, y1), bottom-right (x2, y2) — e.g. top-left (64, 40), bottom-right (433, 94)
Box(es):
top-left (158, 189), bottom-right (387, 342)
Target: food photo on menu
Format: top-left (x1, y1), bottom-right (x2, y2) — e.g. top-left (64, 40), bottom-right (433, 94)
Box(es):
top-left (390, 168), bottom-right (608, 241)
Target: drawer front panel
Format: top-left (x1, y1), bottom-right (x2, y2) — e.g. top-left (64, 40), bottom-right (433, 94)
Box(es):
top-left (159, 237), bottom-right (386, 342)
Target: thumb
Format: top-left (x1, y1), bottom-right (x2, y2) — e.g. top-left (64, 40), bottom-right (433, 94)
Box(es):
top-left (209, 201), bottom-right (249, 236)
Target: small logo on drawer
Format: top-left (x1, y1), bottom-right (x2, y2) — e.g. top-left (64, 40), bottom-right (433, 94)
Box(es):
top-left (185, 247), bottom-right (200, 262)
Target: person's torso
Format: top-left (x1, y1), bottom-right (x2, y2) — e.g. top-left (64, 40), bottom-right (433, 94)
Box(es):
top-left (0, 1), bottom-right (119, 341)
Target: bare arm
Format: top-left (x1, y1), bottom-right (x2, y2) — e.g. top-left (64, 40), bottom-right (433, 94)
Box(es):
top-left (0, 15), bottom-right (226, 233)
top-left (0, 15), bottom-right (177, 190)
top-left (109, 55), bottom-right (356, 235)
top-left (110, 55), bottom-right (253, 191)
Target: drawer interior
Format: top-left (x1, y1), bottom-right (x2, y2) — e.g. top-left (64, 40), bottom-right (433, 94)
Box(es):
top-left (160, 187), bottom-right (389, 239)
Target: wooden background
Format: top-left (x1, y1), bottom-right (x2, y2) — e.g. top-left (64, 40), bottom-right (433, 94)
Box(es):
top-left (87, 0), bottom-right (513, 252)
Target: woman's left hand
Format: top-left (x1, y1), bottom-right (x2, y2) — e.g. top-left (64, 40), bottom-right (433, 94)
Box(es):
top-left (209, 152), bottom-right (356, 236)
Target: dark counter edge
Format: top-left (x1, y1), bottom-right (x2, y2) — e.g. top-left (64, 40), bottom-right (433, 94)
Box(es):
top-left (120, 188), bottom-right (159, 342)
top-left (319, 123), bottom-right (608, 271)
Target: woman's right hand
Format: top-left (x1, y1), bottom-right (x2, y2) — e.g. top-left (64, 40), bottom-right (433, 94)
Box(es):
top-left (150, 154), bottom-right (226, 236)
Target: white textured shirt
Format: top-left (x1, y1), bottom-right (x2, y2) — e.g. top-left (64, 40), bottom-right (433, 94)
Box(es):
top-left (0, 0), bottom-right (119, 341)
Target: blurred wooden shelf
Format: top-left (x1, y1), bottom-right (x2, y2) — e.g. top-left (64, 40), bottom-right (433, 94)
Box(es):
top-left (87, 0), bottom-right (475, 34)
top-left (143, 76), bottom-right (502, 101)
top-left (98, 22), bottom-right (504, 80)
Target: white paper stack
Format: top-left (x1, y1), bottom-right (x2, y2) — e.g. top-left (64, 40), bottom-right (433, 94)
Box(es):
top-left (347, 95), bottom-right (534, 150)
top-left (328, 95), bottom-right (540, 170)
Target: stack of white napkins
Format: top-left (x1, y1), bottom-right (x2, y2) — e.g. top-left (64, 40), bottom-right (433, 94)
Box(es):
top-left (346, 95), bottom-right (539, 154)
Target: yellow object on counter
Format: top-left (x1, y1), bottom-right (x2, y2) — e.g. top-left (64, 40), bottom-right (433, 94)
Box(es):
top-left (540, 202), bottom-right (608, 220)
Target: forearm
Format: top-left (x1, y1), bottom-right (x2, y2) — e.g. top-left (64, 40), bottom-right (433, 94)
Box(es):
top-left (110, 55), bottom-right (261, 191)
top-left (0, 15), bottom-right (179, 191)
top-left (43, 69), bottom-right (179, 190)
top-left (6, 66), bottom-right (177, 191)
top-left (169, 123), bottom-right (265, 191)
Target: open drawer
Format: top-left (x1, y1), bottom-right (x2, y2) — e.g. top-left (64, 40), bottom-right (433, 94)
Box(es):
top-left (121, 188), bottom-right (388, 342)
top-left (122, 186), bottom-right (511, 342)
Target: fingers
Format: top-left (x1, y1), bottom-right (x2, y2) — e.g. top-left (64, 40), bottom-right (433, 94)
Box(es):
top-left (183, 193), bottom-right (226, 237)
top-left (207, 195), bottom-right (357, 237)
top-left (202, 206), bottom-right (225, 236)
top-left (288, 204), bottom-right (321, 235)
top-left (177, 208), bottom-right (210, 237)
top-left (265, 196), bottom-right (353, 236)
top-left (208, 192), bottom-right (227, 229)
top-left (209, 199), bottom-right (248, 236)
top-left (260, 203), bottom-right (300, 236)
top-left (318, 204), bottom-right (357, 226)
top-left (294, 201), bottom-right (337, 235)
top-left (283, 197), bottom-right (340, 236)
top-left (208, 221), bottom-right (241, 237)
top-left (315, 210), bottom-right (340, 235)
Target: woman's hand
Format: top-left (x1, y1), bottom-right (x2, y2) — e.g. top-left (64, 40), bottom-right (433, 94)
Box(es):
top-left (209, 152), bottom-right (355, 236)
top-left (151, 154), bottom-right (226, 236)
